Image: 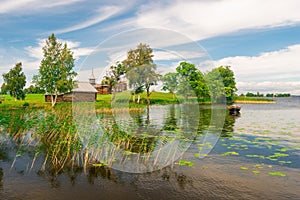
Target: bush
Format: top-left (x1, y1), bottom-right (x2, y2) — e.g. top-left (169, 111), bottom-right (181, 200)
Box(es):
top-left (23, 102), bottom-right (29, 107)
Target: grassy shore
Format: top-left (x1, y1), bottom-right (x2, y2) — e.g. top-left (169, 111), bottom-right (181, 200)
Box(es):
top-left (0, 92), bottom-right (181, 109)
top-left (0, 92), bottom-right (276, 109)
top-left (234, 96), bottom-right (275, 104)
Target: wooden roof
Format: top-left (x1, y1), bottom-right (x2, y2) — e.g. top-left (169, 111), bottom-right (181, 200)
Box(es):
top-left (73, 82), bottom-right (98, 93)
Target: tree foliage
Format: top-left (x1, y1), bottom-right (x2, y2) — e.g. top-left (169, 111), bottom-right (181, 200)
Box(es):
top-left (176, 62), bottom-right (208, 101)
top-left (123, 43), bottom-right (160, 104)
top-left (161, 63), bottom-right (237, 104)
top-left (103, 62), bottom-right (126, 93)
top-left (162, 72), bottom-right (178, 99)
top-left (24, 85), bottom-right (45, 94)
top-left (205, 66), bottom-right (237, 103)
top-left (205, 68), bottom-right (226, 103)
top-left (2, 62), bottom-right (26, 101)
top-left (123, 43), bottom-right (154, 69)
top-left (34, 33), bottom-right (77, 107)
top-left (217, 66), bottom-right (237, 103)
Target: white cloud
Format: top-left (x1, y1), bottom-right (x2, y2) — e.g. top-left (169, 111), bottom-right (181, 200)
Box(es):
top-left (25, 38), bottom-right (95, 61)
top-left (134, 0), bottom-right (300, 41)
top-left (55, 5), bottom-right (123, 34)
top-left (0, 39), bottom-right (95, 88)
top-left (237, 81), bottom-right (300, 95)
top-left (214, 44), bottom-right (300, 94)
top-left (153, 50), bottom-right (206, 61)
top-left (106, 49), bottom-right (205, 65)
top-left (0, 0), bottom-right (82, 14)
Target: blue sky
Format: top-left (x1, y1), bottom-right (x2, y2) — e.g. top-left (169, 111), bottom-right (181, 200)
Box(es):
top-left (1, 0), bottom-right (300, 94)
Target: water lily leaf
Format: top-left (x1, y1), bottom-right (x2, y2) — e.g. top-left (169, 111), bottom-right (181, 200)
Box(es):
top-left (221, 151), bottom-right (239, 156)
top-left (268, 171), bottom-right (286, 177)
top-left (178, 160), bottom-right (194, 167)
top-left (240, 166), bottom-right (248, 170)
top-left (279, 160), bottom-right (292, 164)
top-left (279, 147), bottom-right (288, 152)
top-left (254, 164), bottom-right (264, 169)
top-left (267, 145), bottom-right (272, 149)
top-left (252, 170), bottom-right (260, 174)
top-left (246, 154), bottom-right (265, 159)
top-left (93, 163), bottom-right (106, 167)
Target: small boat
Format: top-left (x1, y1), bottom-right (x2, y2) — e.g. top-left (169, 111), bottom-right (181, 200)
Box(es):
top-left (228, 104), bottom-right (241, 115)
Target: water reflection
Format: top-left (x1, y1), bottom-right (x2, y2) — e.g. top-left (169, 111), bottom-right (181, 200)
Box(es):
top-left (0, 167), bottom-right (3, 189)
top-left (1, 99), bottom-right (300, 199)
top-left (162, 104), bottom-right (178, 131)
top-left (0, 103), bottom-right (234, 183)
top-left (221, 114), bottom-right (240, 137)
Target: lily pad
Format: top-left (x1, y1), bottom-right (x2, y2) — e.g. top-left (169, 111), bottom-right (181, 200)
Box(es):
top-left (254, 164), bottom-right (264, 169)
top-left (268, 171), bottom-right (286, 177)
top-left (194, 153), bottom-right (200, 158)
top-left (221, 151), bottom-right (239, 156)
top-left (178, 160), bottom-right (194, 167)
top-left (240, 166), bottom-right (248, 170)
top-left (278, 160), bottom-right (292, 164)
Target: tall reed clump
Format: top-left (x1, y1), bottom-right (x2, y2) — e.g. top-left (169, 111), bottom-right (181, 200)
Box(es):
top-left (35, 106), bottom-right (83, 173)
top-left (0, 107), bottom-right (40, 142)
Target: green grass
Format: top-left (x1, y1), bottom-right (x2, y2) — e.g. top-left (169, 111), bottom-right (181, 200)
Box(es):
top-left (234, 96), bottom-right (275, 102)
top-left (0, 91), bottom-right (212, 109)
top-left (0, 94), bottom-right (47, 108)
top-left (96, 91), bottom-right (182, 109)
top-left (0, 94), bottom-right (44, 102)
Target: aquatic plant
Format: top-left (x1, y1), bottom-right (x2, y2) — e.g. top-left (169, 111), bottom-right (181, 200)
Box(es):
top-left (268, 171), bottom-right (286, 177)
top-left (177, 160), bottom-right (194, 167)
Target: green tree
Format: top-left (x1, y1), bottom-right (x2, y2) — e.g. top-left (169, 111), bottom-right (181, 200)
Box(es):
top-left (141, 64), bottom-right (161, 105)
top-left (162, 72), bottom-right (178, 99)
top-left (126, 63), bottom-right (160, 105)
top-left (2, 62), bottom-right (26, 101)
top-left (35, 33), bottom-right (77, 107)
top-left (123, 43), bottom-right (154, 69)
top-left (24, 85), bottom-right (45, 94)
top-left (176, 62), bottom-right (208, 101)
top-left (205, 68), bottom-right (226, 103)
top-left (103, 62), bottom-right (126, 100)
top-left (216, 66), bottom-right (237, 103)
top-left (246, 92), bottom-right (255, 97)
top-left (123, 43), bottom-right (159, 104)
top-left (1, 83), bottom-right (8, 94)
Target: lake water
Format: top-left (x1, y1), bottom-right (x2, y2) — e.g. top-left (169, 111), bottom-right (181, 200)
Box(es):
top-left (1, 97), bottom-right (300, 199)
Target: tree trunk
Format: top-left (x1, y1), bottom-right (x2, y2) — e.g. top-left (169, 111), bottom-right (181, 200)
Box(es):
top-left (137, 93), bottom-right (141, 104)
top-left (146, 87), bottom-right (150, 105)
top-left (132, 94), bottom-right (135, 103)
top-left (172, 92), bottom-right (175, 99)
top-left (51, 95), bottom-right (54, 106)
top-left (111, 86), bottom-right (116, 103)
top-left (145, 105), bottom-right (150, 125)
top-left (51, 94), bottom-right (57, 107)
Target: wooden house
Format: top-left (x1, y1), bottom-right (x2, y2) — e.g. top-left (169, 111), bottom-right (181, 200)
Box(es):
top-left (45, 82), bottom-right (97, 102)
top-left (94, 84), bottom-right (110, 94)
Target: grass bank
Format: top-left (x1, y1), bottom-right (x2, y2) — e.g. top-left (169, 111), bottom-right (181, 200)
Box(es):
top-left (0, 92), bottom-right (181, 109)
top-left (1, 92), bottom-right (275, 109)
top-left (234, 96), bottom-right (275, 104)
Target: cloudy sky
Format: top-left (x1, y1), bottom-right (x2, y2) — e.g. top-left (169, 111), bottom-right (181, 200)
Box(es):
top-left (1, 0), bottom-right (300, 95)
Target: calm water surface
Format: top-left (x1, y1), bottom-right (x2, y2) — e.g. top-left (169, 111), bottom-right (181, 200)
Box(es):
top-left (1, 97), bottom-right (300, 199)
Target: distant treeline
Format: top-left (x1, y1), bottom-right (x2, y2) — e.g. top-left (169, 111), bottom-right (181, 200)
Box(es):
top-left (239, 92), bottom-right (291, 98)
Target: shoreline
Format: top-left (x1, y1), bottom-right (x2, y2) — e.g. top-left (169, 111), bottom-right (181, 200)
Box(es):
top-left (234, 100), bottom-right (276, 104)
